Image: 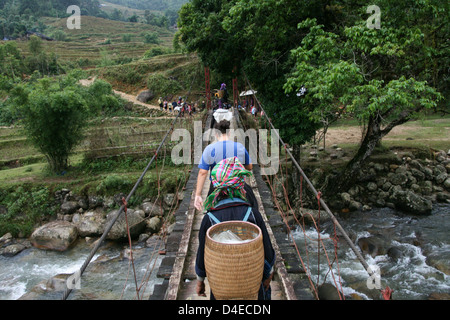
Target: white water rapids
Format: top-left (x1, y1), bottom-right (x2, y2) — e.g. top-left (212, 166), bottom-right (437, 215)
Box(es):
top-left (292, 204), bottom-right (450, 300)
top-left (0, 240), bottom-right (163, 300)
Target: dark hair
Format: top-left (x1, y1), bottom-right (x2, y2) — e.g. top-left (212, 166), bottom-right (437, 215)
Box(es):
top-left (214, 120), bottom-right (230, 134)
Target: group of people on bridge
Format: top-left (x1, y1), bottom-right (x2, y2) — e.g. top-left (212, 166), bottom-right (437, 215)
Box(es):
top-left (214, 82), bottom-right (261, 118)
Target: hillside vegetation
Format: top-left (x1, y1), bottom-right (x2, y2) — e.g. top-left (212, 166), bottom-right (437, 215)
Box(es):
top-left (0, 1), bottom-right (203, 237)
top-left (7, 16), bottom-right (175, 68)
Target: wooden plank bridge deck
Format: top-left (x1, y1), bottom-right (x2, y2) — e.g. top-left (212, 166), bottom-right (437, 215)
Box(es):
top-left (149, 109), bottom-right (315, 301)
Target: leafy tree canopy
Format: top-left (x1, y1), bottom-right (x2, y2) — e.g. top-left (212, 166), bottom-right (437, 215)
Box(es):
top-left (178, 0), bottom-right (448, 191)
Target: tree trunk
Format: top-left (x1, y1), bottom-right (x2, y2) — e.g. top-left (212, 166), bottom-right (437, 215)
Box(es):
top-left (330, 110), bottom-right (412, 193)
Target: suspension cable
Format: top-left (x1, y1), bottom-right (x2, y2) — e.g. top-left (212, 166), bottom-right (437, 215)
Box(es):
top-left (241, 72), bottom-right (375, 280)
top-left (61, 59), bottom-right (202, 300)
top-left (62, 110), bottom-right (182, 300)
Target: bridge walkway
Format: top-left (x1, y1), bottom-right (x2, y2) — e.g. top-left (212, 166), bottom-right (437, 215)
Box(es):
top-left (150, 109), bottom-right (314, 301)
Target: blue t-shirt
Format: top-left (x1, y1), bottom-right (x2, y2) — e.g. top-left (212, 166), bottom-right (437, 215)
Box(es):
top-left (198, 140), bottom-right (251, 174)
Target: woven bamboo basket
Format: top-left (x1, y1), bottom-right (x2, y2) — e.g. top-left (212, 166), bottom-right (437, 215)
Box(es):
top-left (205, 221), bottom-right (264, 300)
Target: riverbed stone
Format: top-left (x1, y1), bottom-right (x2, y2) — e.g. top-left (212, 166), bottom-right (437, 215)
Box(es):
top-left (436, 192), bottom-right (449, 203)
top-left (88, 196), bottom-right (103, 209)
top-left (318, 283), bottom-right (343, 300)
top-left (76, 210), bottom-right (106, 237)
top-left (340, 192), bottom-right (351, 206)
top-left (2, 243), bottom-right (26, 257)
top-left (390, 172), bottom-right (408, 186)
top-left (428, 292), bottom-right (450, 300)
top-left (146, 216), bottom-right (162, 234)
top-left (367, 182), bottom-right (378, 192)
top-left (421, 180), bottom-right (433, 195)
top-left (382, 181), bottom-right (392, 192)
top-left (105, 209), bottom-right (146, 240)
top-left (163, 194), bottom-right (176, 208)
top-left (357, 236), bottom-right (389, 257)
top-left (435, 172), bottom-right (448, 185)
top-left (0, 232), bottom-right (13, 246)
top-left (411, 168), bottom-right (425, 181)
top-left (60, 201), bottom-right (79, 214)
top-left (349, 200), bottom-right (362, 211)
top-left (387, 247), bottom-right (403, 262)
top-left (142, 202), bottom-right (162, 217)
top-left (444, 178), bottom-right (450, 190)
top-left (390, 189), bottom-right (432, 215)
top-left (422, 167), bottom-right (433, 180)
top-left (30, 221), bottom-right (78, 251)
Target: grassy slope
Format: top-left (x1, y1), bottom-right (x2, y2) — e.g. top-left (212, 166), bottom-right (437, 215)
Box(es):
top-left (11, 16), bottom-right (174, 64)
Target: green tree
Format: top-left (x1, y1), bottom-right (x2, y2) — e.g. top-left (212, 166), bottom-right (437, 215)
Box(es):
top-left (13, 78), bottom-right (89, 173)
top-left (178, 0), bottom-right (447, 193)
top-left (178, 0), bottom-right (324, 164)
top-left (0, 42), bottom-right (24, 79)
top-left (143, 32), bottom-right (160, 44)
top-left (28, 35), bottom-right (43, 55)
top-left (284, 1), bottom-right (446, 191)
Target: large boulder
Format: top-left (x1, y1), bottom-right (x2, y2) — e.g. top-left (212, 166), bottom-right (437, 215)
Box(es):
top-left (390, 189), bottom-right (432, 215)
top-left (105, 209), bottom-right (146, 240)
top-left (357, 236), bottom-right (390, 258)
top-left (30, 221), bottom-right (78, 251)
top-left (318, 283), bottom-right (344, 300)
top-left (136, 90), bottom-right (154, 103)
top-left (75, 210), bottom-right (106, 237)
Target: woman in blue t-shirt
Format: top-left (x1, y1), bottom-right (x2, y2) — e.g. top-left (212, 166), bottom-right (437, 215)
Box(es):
top-left (194, 120), bottom-right (254, 211)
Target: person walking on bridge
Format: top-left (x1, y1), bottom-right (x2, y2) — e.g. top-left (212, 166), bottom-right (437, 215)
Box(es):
top-left (194, 119), bottom-right (256, 211)
top-left (195, 157), bottom-right (275, 300)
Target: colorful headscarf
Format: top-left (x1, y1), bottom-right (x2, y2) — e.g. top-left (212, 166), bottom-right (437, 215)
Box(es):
top-left (203, 157), bottom-right (252, 211)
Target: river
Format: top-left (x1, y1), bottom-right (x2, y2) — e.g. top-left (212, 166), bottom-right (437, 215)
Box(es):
top-left (0, 238), bottom-right (164, 300)
top-left (293, 203), bottom-right (450, 300)
top-left (0, 205), bottom-right (448, 300)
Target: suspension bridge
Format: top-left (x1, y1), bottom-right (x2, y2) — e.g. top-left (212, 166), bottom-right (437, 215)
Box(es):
top-left (60, 71), bottom-right (391, 301)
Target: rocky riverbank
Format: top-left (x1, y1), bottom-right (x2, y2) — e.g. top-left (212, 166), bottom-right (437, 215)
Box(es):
top-left (1, 190), bottom-right (183, 256)
top-left (334, 149), bottom-right (449, 214)
top-left (288, 148), bottom-right (450, 220)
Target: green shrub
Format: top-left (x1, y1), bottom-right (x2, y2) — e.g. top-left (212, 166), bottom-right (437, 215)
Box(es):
top-left (143, 32), bottom-right (160, 44)
top-left (122, 33), bottom-right (132, 42)
top-left (104, 66), bottom-right (143, 85)
top-left (96, 174), bottom-right (133, 194)
top-left (143, 46), bottom-right (171, 58)
top-left (0, 186), bottom-right (56, 237)
top-left (52, 30), bottom-right (67, 41)
top-left (147, 73), bottom-right (182, 98)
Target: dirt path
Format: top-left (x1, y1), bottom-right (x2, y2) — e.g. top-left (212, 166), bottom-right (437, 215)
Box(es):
top-left (79, 77), bottom-right (167, 113)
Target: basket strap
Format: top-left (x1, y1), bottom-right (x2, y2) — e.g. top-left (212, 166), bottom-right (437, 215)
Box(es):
top-left (213, 198), bottom-right (248, 207)
top-left (207, 206), bottom-right (253, 225)
top-left (207, 212), bottom-right (221, 225)
top-left (242, 207), bottom-right (252, 222)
